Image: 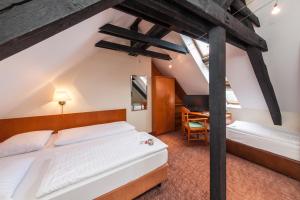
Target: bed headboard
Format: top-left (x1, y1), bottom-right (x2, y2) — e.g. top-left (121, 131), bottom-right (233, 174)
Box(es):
top-left (0, 109), bottom-right (126, 142)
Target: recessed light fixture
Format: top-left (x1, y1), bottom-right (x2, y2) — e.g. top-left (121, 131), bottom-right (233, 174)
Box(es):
top-left (168, 64), bottom-right (172, 69)
top-left (271, 1), bottom-right (281, 15)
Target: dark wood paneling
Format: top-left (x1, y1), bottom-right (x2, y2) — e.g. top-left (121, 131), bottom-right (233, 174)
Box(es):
top-left (0, 109), bottom-right (126, 142)
top-left (0, 0), bottom-right (124, 61)
top-left (95, 40), bottom-right (171, 60)
top-left (227, 139), bottom-right (300, 181)
top-left (209, 26), bottom-right (227, 200)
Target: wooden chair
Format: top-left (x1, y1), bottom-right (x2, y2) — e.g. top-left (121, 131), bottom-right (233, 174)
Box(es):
top-left (181, 107), bottom-right (209, 144)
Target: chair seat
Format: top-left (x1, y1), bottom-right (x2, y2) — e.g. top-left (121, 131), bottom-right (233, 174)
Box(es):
top-left (188, 122), bottom-right (204, 128)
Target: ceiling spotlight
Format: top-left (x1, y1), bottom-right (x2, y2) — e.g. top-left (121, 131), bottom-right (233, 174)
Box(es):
top-left (168, 64), bottom-right (172, 69)
top-left (272, 1), bottom-right (281, 15)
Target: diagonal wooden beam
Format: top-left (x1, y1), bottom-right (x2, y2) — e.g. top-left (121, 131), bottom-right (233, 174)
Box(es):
top-left (95, 40), bottom-right (172, 60)
top-left (99, 24), bottom-right (188, 54)
top-left (172, 0), bottom-right (267, 51)
top-left (239, 16), bottom-right (281, 125)
top-left (231, 0), bottom-right (260, 27)
top-left (0, 0), bottom-right (124, 61)
top-left (247, 47), bottom-right (282, 125)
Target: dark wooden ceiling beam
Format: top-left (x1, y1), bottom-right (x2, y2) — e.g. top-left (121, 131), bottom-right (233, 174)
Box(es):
top-left (129, 17), bottom-right (142, 32)
top-left (129, 17), bottom-right (142, 47)
top-left (130, 24), bottom-right (171, 56)
top-left (134, 25), bottom-right (171, 50)
top-left (116, 1), bottom-right (208, 40)
top-left (0, 0), bottom-right (125, 61)
top-left (95, 40), bottom-right (171, 60)
top-left (214, 0), bottom-right (235, 8)
top-left (99, 24), bottom-right (188, 54)
top-left (172, 0), bottom-right (267, 51)
top-left (117, 0), bottom-right (248, 50)
top-left (231, 0), bottom-right (260, 27)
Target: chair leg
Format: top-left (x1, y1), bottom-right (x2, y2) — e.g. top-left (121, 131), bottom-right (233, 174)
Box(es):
top-left (205, 134), bottom-right (208, 144)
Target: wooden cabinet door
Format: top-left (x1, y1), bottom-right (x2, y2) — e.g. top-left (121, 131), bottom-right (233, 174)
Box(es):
top-left (152, 76), bottom-right (175, 135)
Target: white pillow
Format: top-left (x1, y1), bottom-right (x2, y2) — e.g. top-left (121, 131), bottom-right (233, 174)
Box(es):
top-left (55, 121), bottom-right (135, 146)
top-left (0, 130), bottom-right (52, 158)
top-left (0, 157), bottom-right (34, 199)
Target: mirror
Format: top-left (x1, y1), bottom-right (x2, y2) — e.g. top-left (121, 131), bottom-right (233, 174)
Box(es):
top-left (131, 75), bottom-right (147, 111)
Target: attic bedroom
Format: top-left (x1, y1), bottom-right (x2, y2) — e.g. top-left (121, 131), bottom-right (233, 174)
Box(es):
top-left (0, 0), bottom-right (299, 200)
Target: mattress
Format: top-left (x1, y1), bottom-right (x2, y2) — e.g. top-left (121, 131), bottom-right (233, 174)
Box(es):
top-left (12, 130), bottom-right (168, 200)
top-left (226, 121), bottom-right (300, 161)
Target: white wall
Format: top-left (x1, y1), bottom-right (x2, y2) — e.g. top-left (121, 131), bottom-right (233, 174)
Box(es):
top-left (0, 8), bottom-right (136, 118)
top-left (227, 0), bottom-right (300, 132)
top-left (4, 49), bottom-right (152, 132)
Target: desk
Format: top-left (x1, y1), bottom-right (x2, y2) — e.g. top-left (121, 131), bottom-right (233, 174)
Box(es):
top-left (189, 111), bottom-right (233, 125)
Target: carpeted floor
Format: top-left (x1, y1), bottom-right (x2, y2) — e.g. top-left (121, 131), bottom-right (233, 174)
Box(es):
top-left (136, 132), bottom-right (300, 200)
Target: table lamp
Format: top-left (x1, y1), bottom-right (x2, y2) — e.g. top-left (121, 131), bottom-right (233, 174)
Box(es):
top-left (53, 90), bottom-right (71, 114)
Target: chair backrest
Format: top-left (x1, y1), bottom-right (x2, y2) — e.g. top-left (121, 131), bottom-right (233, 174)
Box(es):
top-left (181, 106), bottom-right (190, 124)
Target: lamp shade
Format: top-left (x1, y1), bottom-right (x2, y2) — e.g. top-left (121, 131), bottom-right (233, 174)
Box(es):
top-left (53, 90), bottom-right (71, 102)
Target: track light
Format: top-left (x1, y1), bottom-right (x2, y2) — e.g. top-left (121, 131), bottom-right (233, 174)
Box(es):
top-left (272, 1), bottom-right (281, 15)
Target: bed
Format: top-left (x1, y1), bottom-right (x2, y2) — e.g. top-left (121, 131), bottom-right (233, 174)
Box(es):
top-left (0, 109), bottom-right (168, 200)
top-left (226, 120), bottom-right (300, 181)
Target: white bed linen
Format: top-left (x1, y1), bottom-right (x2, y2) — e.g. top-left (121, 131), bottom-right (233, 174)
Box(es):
top-left (0, 130), bottom-right (52, 158)
top-left (227, 121), bottom-right (300, 161)
top-left (0, 157), bottom-right (35, 199)
top-left (54, 121), bottom-right (135, 146)
top-left (13, 130), bottom-right (168, 200)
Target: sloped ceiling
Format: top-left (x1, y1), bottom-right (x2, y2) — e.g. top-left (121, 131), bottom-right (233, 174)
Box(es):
top-left (0, 8), bottom-right (136, 118)
top-left (152, 33), bottom-right (209, 95)
top-left (1, 0), bottom-right (298, 119)
top-left (227, 0), bottom-right (300, 113)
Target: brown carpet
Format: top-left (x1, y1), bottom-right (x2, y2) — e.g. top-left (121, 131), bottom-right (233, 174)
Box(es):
top-left (136, 132), bottom-right (300, 200)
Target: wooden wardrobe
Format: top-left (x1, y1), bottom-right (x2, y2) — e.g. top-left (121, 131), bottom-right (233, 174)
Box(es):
top-left (152, 76), bottom-right (175, 135)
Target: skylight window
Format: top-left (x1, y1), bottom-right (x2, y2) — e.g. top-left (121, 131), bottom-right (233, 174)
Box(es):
top-left (195, 40), bottom-right (209, 57)
top-left (226, 80), bottom-right (240, 107)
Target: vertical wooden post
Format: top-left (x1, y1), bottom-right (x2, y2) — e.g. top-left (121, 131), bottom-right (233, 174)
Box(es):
top-left (209, 26), bottom-right (226, 200)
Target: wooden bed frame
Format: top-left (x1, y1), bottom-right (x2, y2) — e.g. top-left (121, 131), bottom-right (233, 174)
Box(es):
top-left (227, 139), bottom-right (300, 181)
top-left (0, 109), bottom-right (169, 199)
top-left (96, 164), bottom-right (168, 200)
top-left (0, 109), bottom-right (126, 142)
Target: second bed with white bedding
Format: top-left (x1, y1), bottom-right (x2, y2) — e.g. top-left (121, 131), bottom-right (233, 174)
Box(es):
top-left (226, 120), bottom-right (300, 161)
top-left (12, 128), bottom-right (168, 200)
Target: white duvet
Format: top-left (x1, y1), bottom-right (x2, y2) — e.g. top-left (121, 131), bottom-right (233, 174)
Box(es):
top-left (36, 132), bottom-right (167, 198)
